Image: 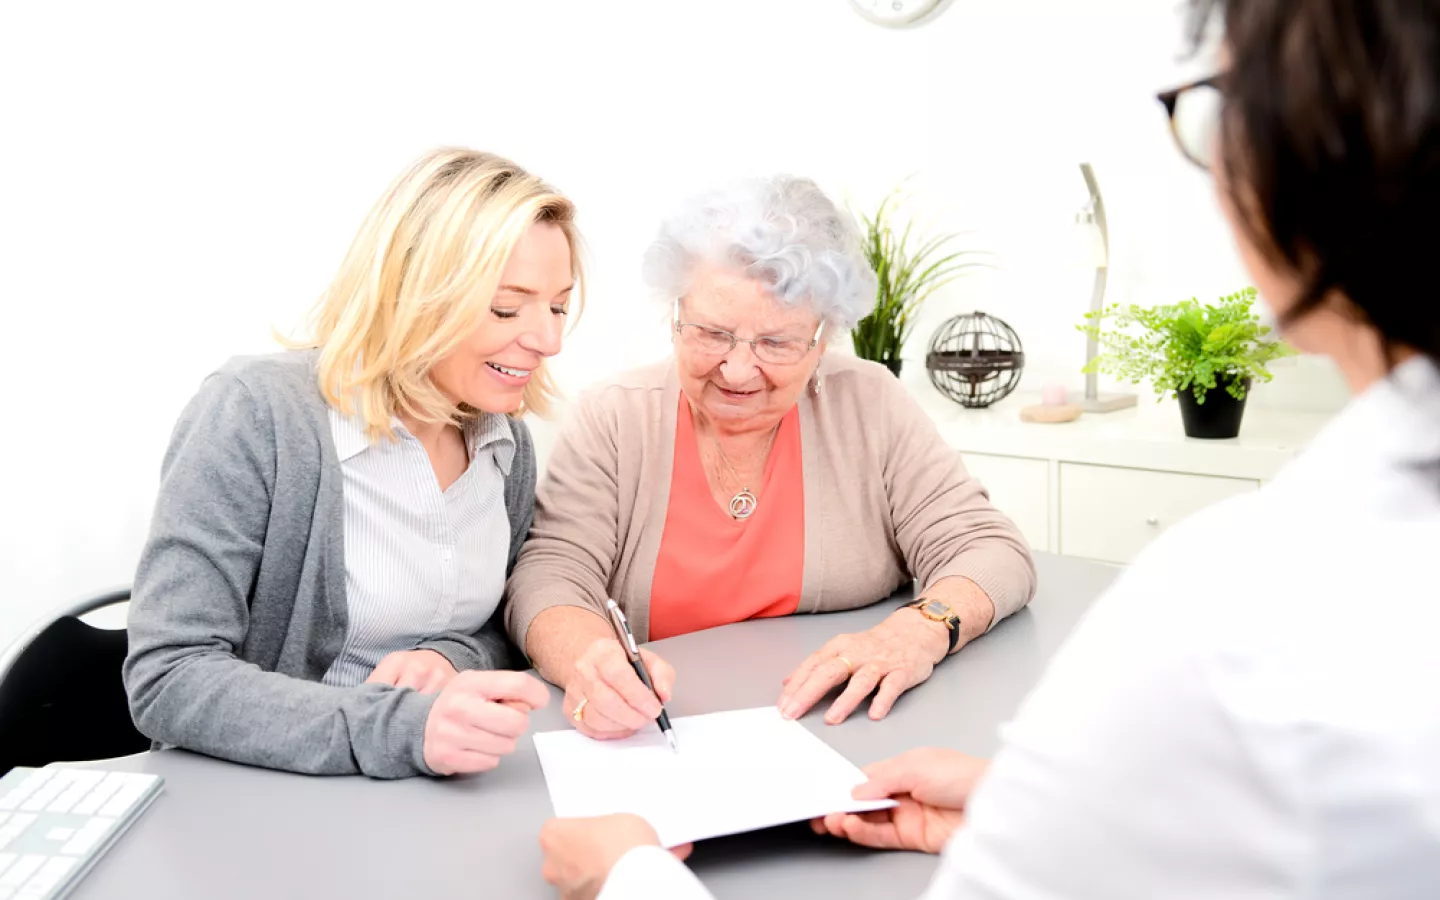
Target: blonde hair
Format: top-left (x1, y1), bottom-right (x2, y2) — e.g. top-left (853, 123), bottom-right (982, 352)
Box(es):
top-left (287, 147), bottom-right (581, 439)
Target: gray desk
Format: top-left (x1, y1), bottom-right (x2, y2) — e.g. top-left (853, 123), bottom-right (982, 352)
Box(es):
top-left (72, 554), bottom-right (1115, 900)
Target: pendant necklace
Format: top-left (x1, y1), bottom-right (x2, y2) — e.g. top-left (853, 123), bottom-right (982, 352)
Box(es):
top-left (710, 425), bottom-right (778, 520)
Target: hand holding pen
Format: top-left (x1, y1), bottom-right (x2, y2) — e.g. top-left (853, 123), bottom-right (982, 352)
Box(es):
top-left (562, 603), bottom-right (678, 748)
top-left (605, 600), bottom-right (678, 752)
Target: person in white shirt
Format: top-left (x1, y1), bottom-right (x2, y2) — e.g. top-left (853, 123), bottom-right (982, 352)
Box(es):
top-left (535, 0), bottom-right (1440, 896)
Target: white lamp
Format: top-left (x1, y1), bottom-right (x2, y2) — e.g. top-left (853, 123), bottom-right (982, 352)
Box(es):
top-left (1072, 162), bottom-right (1137, 413)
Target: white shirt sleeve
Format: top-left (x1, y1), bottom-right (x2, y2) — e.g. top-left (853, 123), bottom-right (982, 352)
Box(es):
top-left (919, 528), bottom-right (1301, 899)
top-left (599, 846), bottom-right (716, 900)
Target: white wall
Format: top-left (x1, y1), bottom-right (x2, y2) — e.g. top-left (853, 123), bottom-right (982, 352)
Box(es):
top-left (0, 0), bottom-right (1345, 647)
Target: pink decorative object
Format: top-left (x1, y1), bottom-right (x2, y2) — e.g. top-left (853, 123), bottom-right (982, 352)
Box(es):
top-left (1041, 383), bottom-right (1068, 407)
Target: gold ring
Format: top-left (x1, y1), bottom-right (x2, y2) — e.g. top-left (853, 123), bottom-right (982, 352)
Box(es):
top-left (836, 655), bottom-right (854, 675)
top-left (572, 698), bottom-right (588, 723)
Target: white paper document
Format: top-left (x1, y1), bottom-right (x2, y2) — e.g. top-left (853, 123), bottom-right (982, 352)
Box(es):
top-left (533, 706), bottom-right (897, 848)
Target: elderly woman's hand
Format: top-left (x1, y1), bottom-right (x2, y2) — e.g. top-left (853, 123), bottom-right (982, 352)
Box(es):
top-left (778, 609), bottom-right (948, 724)
top-left (563, 638), bottom-right (676, 740)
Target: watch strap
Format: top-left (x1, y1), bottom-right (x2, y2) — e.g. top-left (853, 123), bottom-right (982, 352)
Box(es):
top-left (908, 597), bottom-right (962, 654)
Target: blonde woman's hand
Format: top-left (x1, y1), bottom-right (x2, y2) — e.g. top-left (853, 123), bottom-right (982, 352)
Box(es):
top-left (563, 638), bottom-right (675, 740)
top-left (422, 670), bottom-right (550, 775)
top-left (365, 648), bottom-right (458, 693)
top-left (779, 610), bottom-right (949, 724)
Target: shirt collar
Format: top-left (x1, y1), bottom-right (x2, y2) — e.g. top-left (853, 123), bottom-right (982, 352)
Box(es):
top-left (1277, 355), bottom-right (1440, 497)
top-left (327, 406), bottom-right (515, 474)
top-left (470, 412), bottom-right (517, 476)
top-left (328, 407), bottom-right (372, 463)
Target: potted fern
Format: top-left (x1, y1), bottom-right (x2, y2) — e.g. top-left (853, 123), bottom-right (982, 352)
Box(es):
top-left (853, 190), bottom-right (989, 375)
top-left (1078, 287), bottom-right (1293, 439)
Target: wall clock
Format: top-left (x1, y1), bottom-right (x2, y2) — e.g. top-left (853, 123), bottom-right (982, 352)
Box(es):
top-left (848, 0), bottom-right (947, 28)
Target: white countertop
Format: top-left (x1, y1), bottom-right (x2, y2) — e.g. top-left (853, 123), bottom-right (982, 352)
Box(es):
top-left (911, 386), bottom-right (1335, 481)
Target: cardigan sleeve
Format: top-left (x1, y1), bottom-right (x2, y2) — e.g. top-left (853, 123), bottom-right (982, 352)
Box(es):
top-left (878, 374), bottom-right (1037, 629)
top-left (504, 389), bottom-right (619, 655)
top-left (123, 371), bottom-right (437, 778)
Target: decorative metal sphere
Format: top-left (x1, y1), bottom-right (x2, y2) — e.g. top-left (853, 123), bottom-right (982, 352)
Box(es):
top-left (925, 312), bottom-right (1025, 408)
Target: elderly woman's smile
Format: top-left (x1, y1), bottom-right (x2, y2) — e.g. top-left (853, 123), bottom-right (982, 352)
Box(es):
top-left (676, 268), bottom-right (824, 433)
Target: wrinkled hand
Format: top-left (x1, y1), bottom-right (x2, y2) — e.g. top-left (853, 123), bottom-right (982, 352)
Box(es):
top-left (812, 748), bottom-right (989, 854)
top-left (365, 649), bottom-right (458, 693)
top-left (564, 639), bottom-right (675, 741)
top-left (422, 670), bottom-right (550, 775)
top-left (539, 814), bottom-right (693, 900)
top-left (779, 611), bottom-right (947, 724)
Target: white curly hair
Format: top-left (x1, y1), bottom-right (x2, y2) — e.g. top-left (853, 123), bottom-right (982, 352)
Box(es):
top-left (641, 175), bottom-right (877, 330)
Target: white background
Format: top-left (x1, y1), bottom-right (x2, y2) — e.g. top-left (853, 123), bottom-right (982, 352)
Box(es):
top-left (0, 0), bottom-right (1347, 646)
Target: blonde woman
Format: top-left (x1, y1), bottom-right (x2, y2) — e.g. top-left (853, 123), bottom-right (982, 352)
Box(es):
top-left (124, 149), bottom-right (577, 778)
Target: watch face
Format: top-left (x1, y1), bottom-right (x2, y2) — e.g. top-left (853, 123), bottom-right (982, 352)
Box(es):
top-left (922, 600), bottom-right (950, 617)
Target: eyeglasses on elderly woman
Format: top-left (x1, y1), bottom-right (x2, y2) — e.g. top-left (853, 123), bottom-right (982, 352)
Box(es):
top-left (672, 300), bottom-right (825, 366)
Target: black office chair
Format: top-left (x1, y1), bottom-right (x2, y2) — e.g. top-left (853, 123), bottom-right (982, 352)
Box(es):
top-left (0, 589), bottom-right (151, 776)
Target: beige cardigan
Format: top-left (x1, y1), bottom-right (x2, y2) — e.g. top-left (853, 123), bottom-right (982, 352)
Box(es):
top-left (505, 353), bottom-right (1036, 647)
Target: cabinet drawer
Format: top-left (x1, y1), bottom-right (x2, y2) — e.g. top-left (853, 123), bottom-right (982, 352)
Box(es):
top-left (959, 452), bottom-right (1050, 553)
top-left (1059, 464), bottom-right (1257, 564)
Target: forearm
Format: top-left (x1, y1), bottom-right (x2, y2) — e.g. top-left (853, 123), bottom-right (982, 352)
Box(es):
top-left (525, 605), bottom-right (614, 689)
top-left (923, 539), bottom-right (1036, 629)
top-left (884, 378), bottom-right (1037, 627)
top-left (888, 576), bottom-right (996, 661)
top-left (124, 644), bottom-right (435, 777)
top-left (924, 575), bottom-right (995, 650)
top-left (504, 554), bottom-right (614, 656)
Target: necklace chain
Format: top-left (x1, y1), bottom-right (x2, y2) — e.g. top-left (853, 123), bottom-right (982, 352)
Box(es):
top-left (705, 417), bottom-right (779, 520)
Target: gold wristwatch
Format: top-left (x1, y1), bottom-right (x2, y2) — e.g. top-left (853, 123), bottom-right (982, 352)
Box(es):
top-left (906, 597), bottom-right (962, 654)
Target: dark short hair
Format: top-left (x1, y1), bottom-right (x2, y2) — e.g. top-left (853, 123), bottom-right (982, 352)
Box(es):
top-left (1188, 0), bottom-right (1440, 368)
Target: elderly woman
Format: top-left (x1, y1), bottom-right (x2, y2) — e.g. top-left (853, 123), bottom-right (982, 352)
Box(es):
top-left (125, 148), bottom-right (570, 778)
top-left (506, 176), bottom-right (1035, 739)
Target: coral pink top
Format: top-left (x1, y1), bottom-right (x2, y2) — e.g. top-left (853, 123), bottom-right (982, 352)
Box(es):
top-left (648, 398), bottom-right (805, 641)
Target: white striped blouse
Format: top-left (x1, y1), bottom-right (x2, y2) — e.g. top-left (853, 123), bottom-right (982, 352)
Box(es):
top-left (321, 409), bottom-right (515, 688)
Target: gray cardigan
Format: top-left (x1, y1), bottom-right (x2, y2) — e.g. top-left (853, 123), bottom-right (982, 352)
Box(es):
top-left (123, 350), bottom-right (536, 779)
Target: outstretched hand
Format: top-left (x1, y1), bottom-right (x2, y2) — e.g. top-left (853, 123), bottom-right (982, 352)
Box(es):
top-left (812, 747), bottom-right (990, 854)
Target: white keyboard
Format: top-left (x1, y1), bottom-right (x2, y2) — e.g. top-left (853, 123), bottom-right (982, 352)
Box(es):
top-left (0, 767), bottom-right (163, 900)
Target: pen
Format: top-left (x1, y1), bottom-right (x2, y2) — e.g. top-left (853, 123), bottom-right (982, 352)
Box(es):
top-left (605, 599), bottom-right (678, 752)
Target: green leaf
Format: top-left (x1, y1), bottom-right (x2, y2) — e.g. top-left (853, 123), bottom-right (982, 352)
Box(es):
top-left (1075, 287), bottom-right (1294, 401)
top-left (851, 186), bottom-right (992, 364)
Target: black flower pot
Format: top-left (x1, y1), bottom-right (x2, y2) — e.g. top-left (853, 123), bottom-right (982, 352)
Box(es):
top-left (1177, 375), bottom-right (1251, 439)
top-left (884, 358), bottom-right (903, 377)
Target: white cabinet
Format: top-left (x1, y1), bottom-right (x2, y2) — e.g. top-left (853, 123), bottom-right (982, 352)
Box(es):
top-left (923, 386), bottom-right (1329, 566)
top-left (960, 452), bottom-right (1051, 552)
top-left (1058, 464), bottom-right (1258, 564)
